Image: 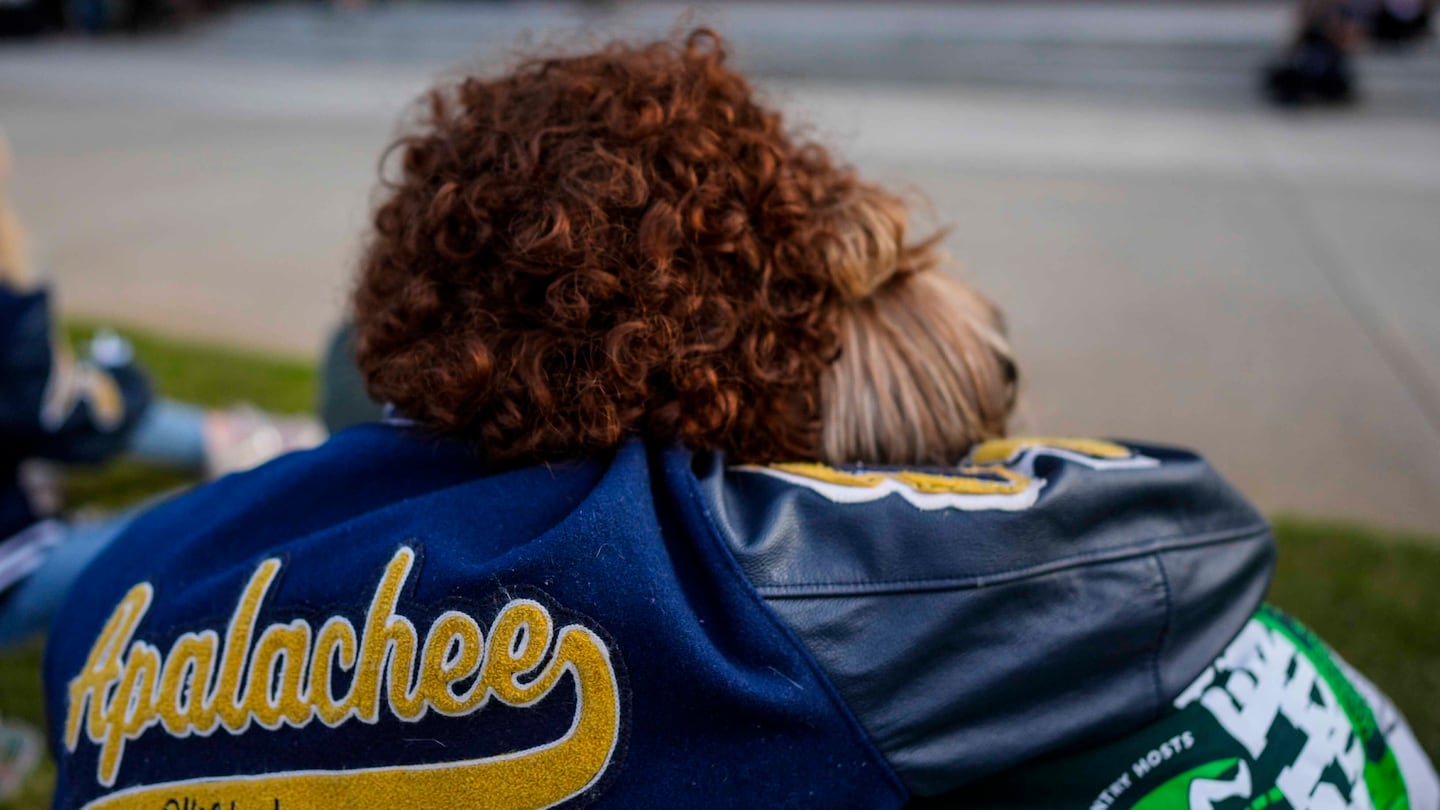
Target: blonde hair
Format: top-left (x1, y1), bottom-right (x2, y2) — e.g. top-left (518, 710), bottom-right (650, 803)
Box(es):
top-left (0, 132), bottom-right (36, 290)
top-left (818, 185), bottom-right (1016, 466)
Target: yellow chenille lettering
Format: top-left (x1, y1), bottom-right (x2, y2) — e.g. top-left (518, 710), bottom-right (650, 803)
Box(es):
top-left (768, 462), bottom-right (887, 488)
top-left (212, 559), bottom-right (281, 732)
top-left (244, 620), bottom-right (313, 729)
top-left (484, 601), bottom-right (554, 705)
top-left (155, 631), bottom-right (218, 736)
top-left (386, 617), bottom-right (424, 721)
top-left (970, 437), bottom-right (1131, 464)
top-left (892, 466), bottom-right (1029, 495)
top-left (309, 617), bottom-right (358, 726)
top-left (352, 549), bottom-right (414, 723)
top-left (420, 611), bottom-right (485, 715)
top-left (79, 623), bottom-right (621, 810)
top-left (66, 583), bottom-right (152, 752)
top-left (768, 461), bottom-right (1033, 496)
top-left (66, 547), bottom-right (624, 801)
top-left (97, 641), bottom-right (161, 786)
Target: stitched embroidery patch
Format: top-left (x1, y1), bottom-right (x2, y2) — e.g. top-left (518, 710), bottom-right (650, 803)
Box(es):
top-left (63, 547), bottom-right (625, 810)
top-left (738, 439), bottom-right (1157, 512)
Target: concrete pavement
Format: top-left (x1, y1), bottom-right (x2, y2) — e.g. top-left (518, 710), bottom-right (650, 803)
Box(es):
top-left (2, 2), bottom-right (1439, 531)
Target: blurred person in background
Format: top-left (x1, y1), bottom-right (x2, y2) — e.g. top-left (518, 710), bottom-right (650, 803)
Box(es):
top-left (1266, 0), bottom-right (1435, 104)
top-left (36, 31), bottom-right (1438, 810)
top-left (0, 131), bottom-right (322, 648)
top-left (0, 0), bottom-right (222, 36)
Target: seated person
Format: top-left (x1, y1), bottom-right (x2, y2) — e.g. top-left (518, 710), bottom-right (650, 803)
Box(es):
top-left (42, 31), bottom-right (1438, 810)
top-left (0, 131), bottom-right (323, 646)
top-left (0, 131), bottom-right (153, 599)
top-left (1264, 0), bottom-right (1435, 105)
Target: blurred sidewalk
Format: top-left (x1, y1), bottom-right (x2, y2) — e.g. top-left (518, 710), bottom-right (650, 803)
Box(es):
top-left (2, 1), bottom-right (1439, 531)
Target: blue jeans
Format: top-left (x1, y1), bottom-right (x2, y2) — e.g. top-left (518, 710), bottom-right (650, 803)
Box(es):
top-left (0, 510), bottom-right (136, 647)
top-left (126, 398), bottom-right (209, 472)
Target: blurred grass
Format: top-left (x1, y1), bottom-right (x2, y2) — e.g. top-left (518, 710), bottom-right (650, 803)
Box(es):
top-left (1266, 516), bottom-right (1440, 755)
top-left (58, 322), bottom-right (315, 512)
top-left (0, 324), bottom-right (1436, 808)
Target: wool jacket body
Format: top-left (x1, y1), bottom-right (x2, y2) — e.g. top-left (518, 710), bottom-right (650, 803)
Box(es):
top-left (43, 424), bottom-right (1439, 809)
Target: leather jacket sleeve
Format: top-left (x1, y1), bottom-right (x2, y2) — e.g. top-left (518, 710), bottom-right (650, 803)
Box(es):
top-left (694, 439), bottom-right (1277, 798)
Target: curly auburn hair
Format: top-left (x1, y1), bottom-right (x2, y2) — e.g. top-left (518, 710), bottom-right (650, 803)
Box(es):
top-left (355, 30), bottom-right (1015, 468)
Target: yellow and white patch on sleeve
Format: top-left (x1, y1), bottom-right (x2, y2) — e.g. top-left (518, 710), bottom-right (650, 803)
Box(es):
top-left (745, 461), bottom-right (1043, 511)
top-left (738, 439), bottom-right (1156, 512)
top-left (967, 438), bottom-right (1158, 472)
top-left (63, 547), bottom-right (623, 810)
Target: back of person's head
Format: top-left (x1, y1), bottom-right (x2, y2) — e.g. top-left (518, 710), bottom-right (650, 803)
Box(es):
top-left (354, 30), bottom-right (1016, 469)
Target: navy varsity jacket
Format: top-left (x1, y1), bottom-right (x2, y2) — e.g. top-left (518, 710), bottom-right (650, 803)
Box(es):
top-left (1, 285), bottom-right (151, 538)
top-left (42, 425), bottom-right (1439, 809)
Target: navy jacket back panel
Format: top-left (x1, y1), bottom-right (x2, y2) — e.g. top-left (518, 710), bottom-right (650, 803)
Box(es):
top-left (43, 425), bottom-right (905, 809)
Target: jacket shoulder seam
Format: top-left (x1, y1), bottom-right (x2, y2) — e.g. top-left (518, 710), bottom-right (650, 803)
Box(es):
top-left (755, 522), bottom-right (1270, 598)
top-left (677, 456), bottom-right (912, 801)
top-left (1150, 551), bottom-right (1175, 718)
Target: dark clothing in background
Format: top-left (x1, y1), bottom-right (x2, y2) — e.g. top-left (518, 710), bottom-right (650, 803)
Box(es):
top-left (0, 286), bottom-right (151, 537)
top-left (319, 321), bottom-right (382, 434)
